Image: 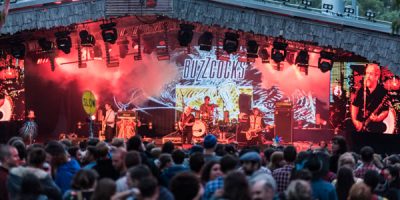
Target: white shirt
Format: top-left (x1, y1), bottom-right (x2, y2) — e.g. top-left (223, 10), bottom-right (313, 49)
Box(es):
top-left (105, 109), bottom-right (116, 128)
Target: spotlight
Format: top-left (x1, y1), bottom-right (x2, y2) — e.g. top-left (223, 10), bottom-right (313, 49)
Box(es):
top-left (38, 38), bottom-right (54, 52)
top-left (318, 51), bottom-right (335, 73)
top-left (198, 31), bottom-right (213, 51)
top-left (246, 40), bottom-right (259, 58)
top-left (223, 32), bottom-right (239, 54)
top-left (258, 47), bottom-right (270, 63)
top-left (365, 9), bottom-right (376, 20)
top-left (271, 40), bottom-right (287, 63)
top-left (322, 3), bottom-right (333, 11)
top-left (55, 31), bottom-right (72, 54)
top-left (178, 24), bottom-right (195, 47)
top-left (295, 50), bottom-right (309, 66)
top-left (79, 30), bottom-right (96, 47)
top-left (11, 42), bottom-right (25, 59)
top-left (100, 22), bottom-right (118, 44)
top-left (301, 0), bottom-right (312, 7)
top-left (344, 6), bottom-right (355, 14)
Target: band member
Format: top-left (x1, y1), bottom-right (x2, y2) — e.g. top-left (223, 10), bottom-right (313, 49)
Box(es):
top-left (350, 64), bottom-right (389, 133)
top-left (104, 103), bottom-right (116, 142)
top-left (200, 96), bottom-right (217, 121)
top-left (179, 106), bottom-right (195, 144)
top-left (19, 110), bottom-right (38, 144)
top-left (247, 108), bottom-right (265, 144)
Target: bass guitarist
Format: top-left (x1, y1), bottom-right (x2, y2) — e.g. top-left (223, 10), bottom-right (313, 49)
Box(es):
top-left (179, 106), bottom-right (195, 144)
top-left (246, 107), bottom-right (265, 145)
top-left (350, 64), bottom-right (389, 133)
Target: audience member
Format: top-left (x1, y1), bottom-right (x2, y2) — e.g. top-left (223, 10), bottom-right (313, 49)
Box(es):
top-left (217, 171), bottom-right (252, 200)
top-left (354, 146), bottom-right (380, 179)
top-left (62, 169), bottom-right (98, 200)
top-left (200, 160), bottom-right (222, 184)
top-left (285, 180), bottom-right (312, 200)
top-left (329, 136), bottom-right (347, 174)
top-left (15, 172), bottom-right (48, 200)
top-left (93, 142), bottom-right (119, 180)
top-left (189, 152), bottom-right (205, 176)
top-left (334, 167), bottom-right (356, 200)
top-left (0, 145), bottom-right (20, 200)
top-left (269, 151), bottom-right (285, 172)
top-left (240, 151), bottom-right (271, 180)
top-left (111, 148), bottom-right (127, 177)
top-left (250, 174), bottom-right (277, 200)
top-left (160, 149), bottom-right (188, 186)
top-left (348, 182), bottom-right (372, 200)
top-left (273, 145), bottom-right (297, 193)
top-left (170, 172), bottom-right (203, 200)
top-left (91, 178), bottom-right (116, 200)
top-left (116, 150), bottom-right (142, 192)
top-left (203, 134), bottom-right (221, 162)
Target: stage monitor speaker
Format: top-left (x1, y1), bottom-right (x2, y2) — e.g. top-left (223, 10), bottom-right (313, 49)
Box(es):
top-left (274, 106), bottom-right (293, 143)
top-left (239, 94), bottom-right (252, 114)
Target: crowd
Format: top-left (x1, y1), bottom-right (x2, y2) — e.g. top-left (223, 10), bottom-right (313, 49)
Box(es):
top-left (1, 134), bottom-right (400, 200)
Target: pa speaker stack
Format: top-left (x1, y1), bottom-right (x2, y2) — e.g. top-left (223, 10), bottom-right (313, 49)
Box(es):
top-left (274, 101), bottom-right (294, 143)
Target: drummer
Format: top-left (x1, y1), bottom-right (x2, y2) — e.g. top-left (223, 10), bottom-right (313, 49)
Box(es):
top-left (200, 96), bottom-right (217, 122)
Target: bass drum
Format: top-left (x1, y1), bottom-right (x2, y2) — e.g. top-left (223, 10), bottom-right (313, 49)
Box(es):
top-left (0, 96), bottom-right (13, 121)
top-left (193, 120), bottom-right (207, 137)
top-left (383, 108), bottom-right (396, 134)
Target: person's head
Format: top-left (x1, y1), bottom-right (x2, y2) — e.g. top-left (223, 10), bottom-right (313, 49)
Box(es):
top-left (71, 169), bottom-right (99, 190)
top-left (150, 147), bottom-right (161, 159)
top-left (365, 64), bottom-right (380, 89)
top-left (220, 154), bottom-right (239, 174)
top-left (45, 140), bottom-right (68, 166)
top-left (348, 182), bottom-right (372, 200)
top-left (27, 110), bottom-right (35, 119)
top-left (111, 148), bottom-right (127, 173)
top-left (215, 144), bottom-right (226, 157)
top-left (283, 145), bottom-right (297, 163)
top-left (170, 172), bottom-right (204, 200)
top-left (331, 136), bottom-right (347, 155)
top-left (161, 141), bottom-right (175, 154)
top-left (363, 170), bottom-right (380, 191)
top-left (111, 138), bottom-right (125, 148)
top-left (91, 178), bottom-right (116, 200)
top-left (360, 146), bottom-right (374, 163)
top-left (125, 150), bottom-right (142, 169)
top-left (222, 171), bottom-right (252, 200)
top-left (203, 134), bottom-right (218, 150)
top-left (27, 147), bottom-right (46, 168)
top-left (263, 148), bottom-right (276, 165)
top-left (105, 103), bottom-right (112, 111)
top-left (19, 172), bottom-right (43, 196)
top-left (0, 145), bottom-right (19, 169)
top-left (82, 146), bottom-right (97, 164)
top-left (204, 96), bottom-right (210, 104)
top-left (382, 166), bottom-right (400, 185)
top-left (7, 137), bottom-right (26, 162)
top-left (336, 167), bottom-right (356, 200)
top-left (127, 165), bottom-right (152, 188)
top-left (201, 160), bottom-right (222, 183)
top-left (127, 135), bottom-right (144, 152)
top-left (189, 152), bottom-right (205, 174)
top-left (240, 152), bottom-right (262, 176)
top-left (338, 152), bottom-right (356, 170)
top-left (269, 151), bottom-right (284, 170)
top-left (250, 174), bottom-right (276, 200)
top-left (158, 153), bottom-right (173, 171)
top-left (285, 180), bottom-right (312, 200)
top-left (95, 142), bottom-right (109, 159)
top-left (252, 108), bottom-right (260, 116)
top-left (172, 149), bottom-right (185, 165)
top-left (184, 106), bottom-right (192, 115)
top-left (138, 176), bottom-right (159, 200)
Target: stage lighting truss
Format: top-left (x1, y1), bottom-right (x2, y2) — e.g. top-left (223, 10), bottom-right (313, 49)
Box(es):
top-left (223, 32), bottom-right (239, 54)
top-left (271, 40), bottom-right (288, 63)
top-left (318, 50), bottom-right (335, 73)
top-left (258, 47), bottom-right (270, 63)
top-left (365, 9), bottom-right (376, 20)
top-left (79, 30), bottom-right (96, 47)
top-left (157, 24), bottom-right (170, 61)
top-left (344, 6), bottom-right (355, 15)
top-left (322, 3), bottom-right (333, 12)
top-left (55, 31), bottom-right (72, 54)
top-left (246, 40), bottom-right (259, 59)
top-left (198, 31), bottom-right (213, 51)
top-left (178, 24), bottom-right (195, 47)
top-left (132, 34), bottom-right (142, 61)
top-left (295, 50), bottom-right (309, 75)
top-left (38, 38), bottom-right (54, 52)
top-left (301, 0), bottom-right (312, 8)
top-left (100, 22), bottom-right (118, 44)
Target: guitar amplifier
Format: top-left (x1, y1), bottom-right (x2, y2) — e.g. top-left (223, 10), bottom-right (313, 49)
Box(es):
top-left (116, 111), bottom-right (137, 139)
top-left (274, 101), bottom-right (294, 143)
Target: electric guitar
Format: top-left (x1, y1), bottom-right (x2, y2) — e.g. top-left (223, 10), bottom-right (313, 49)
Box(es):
top-left (178, 114), bottom-right (193, 133)
top-left (246, 128), bottom-right (263, 141)
top-left (361, 95), bottom-right (389, 132)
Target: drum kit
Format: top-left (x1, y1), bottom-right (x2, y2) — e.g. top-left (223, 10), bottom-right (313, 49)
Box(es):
top-left (383, 76), bottom-right (399, 134)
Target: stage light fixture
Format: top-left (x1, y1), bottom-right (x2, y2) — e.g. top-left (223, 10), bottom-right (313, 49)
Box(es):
top-left (344, 6), bottom-right (355, 14)
top-left (198, 31), bottom-right (213, 51)
top-left (223, 32), bottom-right (239, 54)
top-left (55, 31), bottom-right (72, 54)
top-left (100, 22), bottom-right (118, 44)
top-left (38, 38), bottom-right (54, 52)
top-left (11, 42), bottom-right (25, 59)
top-left (301, 0), bottom-right (311, 7)
top-left (365, 9), bottom-right (376, 20)
top-left (295, 50), bottom-right (309, 66)
top-left (79, 30), bottom-right (96, 47)
top-left (322, 3), bottom-right (333, 11)
top-left (177, 24), bottom-right (195, 47)
top-left (246, 40), bottom-right (259, 58)
top-left (318, 51), bottom-right (335, 73)
top-left (258, 47), bottom-right (270, 63)
top-left (271, 40), bottom-right (287, 63)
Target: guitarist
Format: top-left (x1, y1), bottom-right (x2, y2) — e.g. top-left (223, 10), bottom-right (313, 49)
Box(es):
top-left (179, 106), bottom-right (195, 144)
top-left (104, 103), bottom-right (116, 142)
top-left (350, 64), bottom-right (389, 133)
top-left (247, 107), bottom-right (265, 145)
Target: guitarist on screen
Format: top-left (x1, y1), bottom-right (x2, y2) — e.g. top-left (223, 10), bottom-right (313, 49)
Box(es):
top-left (246, 107), bottom-right (265, 144)
top-left (179, 106), bottom-right (195, 144)
top-left (350, 64), bottom-right (389, 133)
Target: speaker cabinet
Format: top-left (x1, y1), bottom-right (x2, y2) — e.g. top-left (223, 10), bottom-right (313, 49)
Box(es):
top-left (239, 94), bottom-right (252, 114)
top-left (274, 106), bottom-right (293, 143)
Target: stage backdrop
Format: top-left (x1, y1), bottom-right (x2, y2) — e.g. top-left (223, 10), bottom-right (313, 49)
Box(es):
top-left (25, 33), bottom-right (331, 136)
